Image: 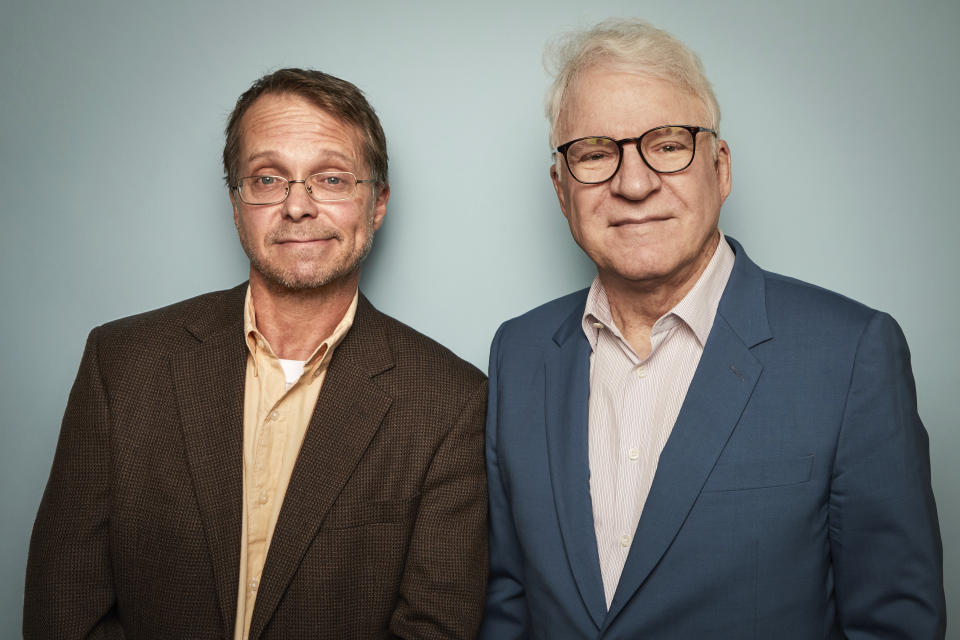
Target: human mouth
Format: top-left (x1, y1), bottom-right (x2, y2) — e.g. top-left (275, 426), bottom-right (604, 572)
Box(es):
top-left (609, 215), bottom-right (671, 227)
top-left (271, 231), bottom-right (342, 245)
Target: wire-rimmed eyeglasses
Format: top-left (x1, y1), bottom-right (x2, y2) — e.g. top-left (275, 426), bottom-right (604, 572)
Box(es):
top-left (555, 125), bottom-right (717, 184)
top-left (232, 171), bottom-right (377, 205)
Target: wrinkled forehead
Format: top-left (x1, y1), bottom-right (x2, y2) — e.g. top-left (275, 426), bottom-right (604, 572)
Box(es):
top-left (557, 64), bottom-right (708, 139)
top-left (238, 92), bottom-right (367, 167)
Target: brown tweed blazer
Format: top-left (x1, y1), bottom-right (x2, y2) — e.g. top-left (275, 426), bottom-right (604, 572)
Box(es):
top-left (24, 284), bottom-right (488, 639)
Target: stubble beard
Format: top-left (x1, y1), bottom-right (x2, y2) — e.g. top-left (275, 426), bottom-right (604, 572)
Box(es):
top-left (238, 215), bottom-right (376, 292)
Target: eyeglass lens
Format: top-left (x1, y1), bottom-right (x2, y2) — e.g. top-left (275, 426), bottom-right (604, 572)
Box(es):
top-left (239, 172), bottom-right (359, 204)
top-left (565, 126), bottom-right (698, 183)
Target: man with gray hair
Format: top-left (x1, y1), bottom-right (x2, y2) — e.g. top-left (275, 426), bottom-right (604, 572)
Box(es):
top-left (481, 19), bottom-right (944, 638)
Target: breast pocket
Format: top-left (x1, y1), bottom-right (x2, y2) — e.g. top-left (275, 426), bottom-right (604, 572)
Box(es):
top-left (702, 455), bottom-right (814, 492)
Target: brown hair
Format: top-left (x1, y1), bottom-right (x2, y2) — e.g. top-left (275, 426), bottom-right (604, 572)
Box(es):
top-left (223, 68), bottom-right (388, 189)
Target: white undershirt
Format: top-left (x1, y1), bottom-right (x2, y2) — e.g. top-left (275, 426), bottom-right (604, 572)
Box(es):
top-left (277, 359), bottom-right (306, 391)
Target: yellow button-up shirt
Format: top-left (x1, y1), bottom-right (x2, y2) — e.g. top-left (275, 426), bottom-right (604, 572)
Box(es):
top-left (234, 287), bottom-right (358, 640)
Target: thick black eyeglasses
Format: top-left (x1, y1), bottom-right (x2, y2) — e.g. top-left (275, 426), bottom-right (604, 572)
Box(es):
top-left (555, 125), bottom-right (717, 184)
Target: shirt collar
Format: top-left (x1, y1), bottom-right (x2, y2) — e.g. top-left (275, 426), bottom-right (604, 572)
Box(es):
top-left (243, 286), bottom-right (359, 377)
top-left (670, 232), bottom-right (735, 346)
top-left (582, 231), bottom-right (735, 349)
top-left (582, 278), bottom-right (620, 352)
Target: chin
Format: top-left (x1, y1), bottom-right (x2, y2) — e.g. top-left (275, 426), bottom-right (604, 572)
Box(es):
top-left (603, 249), bottom-right (668, 274)
top-left (620, 269), bottom-right (674, 284)
top-left (262, 249), bottom-right (371, 292)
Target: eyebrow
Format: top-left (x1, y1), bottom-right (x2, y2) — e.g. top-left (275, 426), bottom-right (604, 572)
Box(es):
top-left (244, 150), bottom-right (356, 168)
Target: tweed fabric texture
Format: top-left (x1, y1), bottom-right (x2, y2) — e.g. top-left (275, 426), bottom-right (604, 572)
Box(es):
top-left (24, 283), bottom-right (489, 640)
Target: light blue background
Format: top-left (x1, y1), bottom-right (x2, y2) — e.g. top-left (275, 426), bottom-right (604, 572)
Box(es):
top-left (2, 0), bottom-right (957, 633)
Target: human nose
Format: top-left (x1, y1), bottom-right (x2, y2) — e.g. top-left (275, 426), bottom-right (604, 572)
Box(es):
top-left (609, 142), bottom-right (661, 200)
top-left (282, 179), bottom-right (318, 220)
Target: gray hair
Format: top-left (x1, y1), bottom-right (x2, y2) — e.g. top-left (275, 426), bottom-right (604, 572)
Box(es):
top-left (544, 19), bottom-right (721, 147)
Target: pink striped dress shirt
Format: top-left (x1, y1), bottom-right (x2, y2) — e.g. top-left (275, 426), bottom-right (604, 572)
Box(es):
top-left (583, 234), bottom-right (735, 608)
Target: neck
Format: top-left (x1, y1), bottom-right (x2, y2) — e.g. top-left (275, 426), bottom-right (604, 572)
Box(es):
top-left (248, 270), bottom-right (358, 360)
top-left (601, 231), bottom-right (720, 359)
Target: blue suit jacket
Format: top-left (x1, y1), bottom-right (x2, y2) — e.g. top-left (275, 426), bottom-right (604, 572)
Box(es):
top-left (480, 238), bottom-right (945, 639)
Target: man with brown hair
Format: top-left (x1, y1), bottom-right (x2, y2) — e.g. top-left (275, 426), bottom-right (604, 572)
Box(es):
top-left (25, 68), bottom-right (488, 639)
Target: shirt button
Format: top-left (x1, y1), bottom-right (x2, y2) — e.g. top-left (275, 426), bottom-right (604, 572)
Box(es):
top-left (269, 410), bottom-right (280, 421)
top-left (635, 365), bottom-right (647, 378)
top-left (592, 322), bottom-right (604, 329)
top-left (628, 448), bottom-right (640, 460)
top-left (256, 338), bottom-right (265, 349)
top-left (619, 535), bottom-right (631, 548)
top-left (249, 578), bottom-right (259, 591)
top-left (257, 491), bottom-right (269, 505)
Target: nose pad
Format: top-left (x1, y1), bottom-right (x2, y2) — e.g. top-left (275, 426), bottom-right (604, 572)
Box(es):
top-left (283, 180), bottom-right (318, 219)
top-left (627, 142), bottom-right (653, 171)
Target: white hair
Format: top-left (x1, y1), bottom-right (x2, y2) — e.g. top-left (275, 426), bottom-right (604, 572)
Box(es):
top-left (544, 18), bottom-right (721, 148)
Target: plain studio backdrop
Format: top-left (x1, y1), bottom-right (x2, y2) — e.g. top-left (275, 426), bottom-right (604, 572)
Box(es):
top-left (2, 0), bottom-right (958, 633)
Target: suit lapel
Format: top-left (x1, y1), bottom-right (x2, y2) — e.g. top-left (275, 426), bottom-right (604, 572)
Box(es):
top-left (169, 285), bottom-right (247, 634)
top-left (249, 296), bottom-right (394, 640)
top-left (603, 238), bottom-right (772, 628)
top-left (544, 301), bottom-right (608, 629)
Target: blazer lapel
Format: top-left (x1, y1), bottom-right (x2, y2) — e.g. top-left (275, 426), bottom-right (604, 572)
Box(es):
top-left (544, 301), bottom-right (608, 629)
top-left (169, 285), bottom-right (248, 634)
top-left (603, 238), bottom-right (772, 628)
top-left (249, 296), bottom-right (394, 640)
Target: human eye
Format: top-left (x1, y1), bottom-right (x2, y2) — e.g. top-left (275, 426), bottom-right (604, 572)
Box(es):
top-left (238, 175), bottom-right (286, 204)
top-left (571, 138), bottom-right (617, 165)
top-left (580, 149), bottom-right (616, 162)
top-left (654, 141), bottom-right (688, 154)
top-left (243, 175), bottom-right (286, 188)
top-left (243, 175), bottom-right (285, 192)
top-left (307, 172), bottom-right (354, 197)
top-left (644, 127), bottom-right (694, 156)
top-left (647, 133), bottom-right (690, 153)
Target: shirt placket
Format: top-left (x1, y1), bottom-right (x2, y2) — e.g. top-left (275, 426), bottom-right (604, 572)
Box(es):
top-left (246, 357), bottom-right (288, 606)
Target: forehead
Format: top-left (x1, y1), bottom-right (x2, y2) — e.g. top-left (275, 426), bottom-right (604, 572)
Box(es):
top-left (238, 92), bottom-right (364, 168)
top-left (559, 66), bottom-right (707, 140)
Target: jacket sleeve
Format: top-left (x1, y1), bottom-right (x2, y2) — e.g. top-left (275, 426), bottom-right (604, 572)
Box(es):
top-left (829, 311), bottom-right (945, 638)
top-left (24, 328), bottom-right (125, 639)
top-left (388, 377), bottom-right (489, 640)
top-left (478, 325), bottom-right (530, 639)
